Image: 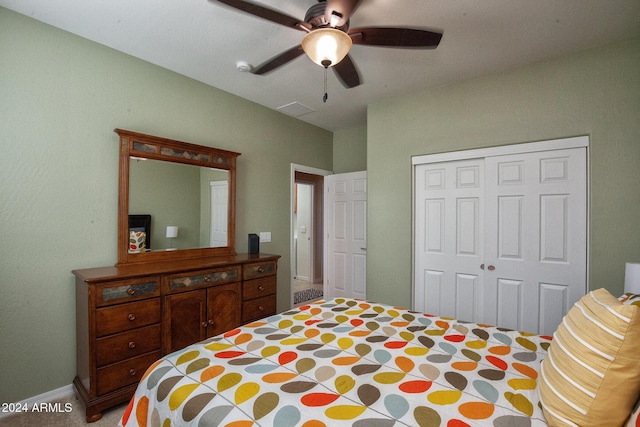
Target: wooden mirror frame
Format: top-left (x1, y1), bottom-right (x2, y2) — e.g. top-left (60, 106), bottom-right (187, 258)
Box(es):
top-left (116, 129), bottom-right (240, 265)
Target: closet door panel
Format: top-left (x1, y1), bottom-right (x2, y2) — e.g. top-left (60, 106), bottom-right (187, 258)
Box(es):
top-left (484, 148), bottom-right (586, 335)
top-left (414, 159), bottom-right (485, 322)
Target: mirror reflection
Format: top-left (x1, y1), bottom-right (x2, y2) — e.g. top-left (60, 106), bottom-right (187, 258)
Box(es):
top-left (129, 157), bottom-right (229, 252)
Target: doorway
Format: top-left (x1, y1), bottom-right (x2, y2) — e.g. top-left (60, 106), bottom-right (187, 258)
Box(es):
top-left (290, 164), bottom-right (331, 307)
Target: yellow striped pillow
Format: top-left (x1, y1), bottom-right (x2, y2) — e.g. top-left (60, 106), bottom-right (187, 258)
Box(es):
top-left (539, 288), bottom-right (640, 426)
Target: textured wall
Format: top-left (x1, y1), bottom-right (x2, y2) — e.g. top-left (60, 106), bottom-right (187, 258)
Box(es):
top-left (367, 37), bottom-right (640, 308)
top-left (0, 7), bottom-right (332, 403)
top-left (333, 125), bottom-right (367, 173)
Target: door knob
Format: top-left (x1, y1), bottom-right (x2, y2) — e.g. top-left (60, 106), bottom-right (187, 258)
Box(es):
top-left (487, 265), bottom-right (495, 271)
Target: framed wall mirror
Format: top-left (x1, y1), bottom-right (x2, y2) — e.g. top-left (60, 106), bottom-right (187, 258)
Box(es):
top-left (116, 129), bottom-right (240, 265)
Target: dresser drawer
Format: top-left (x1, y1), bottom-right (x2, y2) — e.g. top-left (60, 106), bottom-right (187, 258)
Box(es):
top-left (96, 299), bottom-right (160, 337)
top-left (166, 266), bottom-right (241, 292)
top-left (243, 261), bottom-right (277, 280)
top-left (96, 351), bottom-right (162, 396)
top-left (96, 324), bottom-right (161, 367)
top-left (242, 295), bottom-right (276, 323)
top-left (97, 277), bottom-right (160, 307)
top-left (242, 276), bottom-right (276, 301)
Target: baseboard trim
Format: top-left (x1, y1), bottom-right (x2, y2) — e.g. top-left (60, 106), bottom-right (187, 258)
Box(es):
top-left (0, 384), bottom-right (74, 420)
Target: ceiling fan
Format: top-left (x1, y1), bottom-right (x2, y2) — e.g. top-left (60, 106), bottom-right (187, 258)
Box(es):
top-left (213, 0), bottom-right (443, 89)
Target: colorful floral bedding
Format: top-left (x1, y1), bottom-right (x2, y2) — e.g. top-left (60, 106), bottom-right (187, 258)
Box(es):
top-left (119, 298), bottom-right (553, 427)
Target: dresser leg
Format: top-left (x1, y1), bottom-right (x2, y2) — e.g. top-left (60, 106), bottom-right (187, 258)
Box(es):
top-left (86, 412), bottom-right (103, 423)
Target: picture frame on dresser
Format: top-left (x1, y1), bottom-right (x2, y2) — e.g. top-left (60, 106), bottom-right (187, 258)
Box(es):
top-left (72, 129), bottom-right (280, 423)
top-left (128, 214), bottom-right (151, 250)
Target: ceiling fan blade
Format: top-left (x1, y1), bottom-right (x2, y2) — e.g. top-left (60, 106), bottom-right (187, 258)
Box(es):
top-left (349, 27), bottom-right (443, 48)
top-left (324, 0), bottom-right (364, 28)
top-left (214, 0), bottom-right (310, 31)
top-left (332, 54), bottom-right (361, 88)
top-left (251, 45), bottom-right (305, 75)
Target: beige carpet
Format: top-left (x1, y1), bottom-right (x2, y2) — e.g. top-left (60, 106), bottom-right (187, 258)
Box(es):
top-left (0, 394), bottom-right (126, 427)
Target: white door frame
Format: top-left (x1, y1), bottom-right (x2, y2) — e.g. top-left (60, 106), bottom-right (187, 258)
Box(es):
top-left (290, 164), bottom-right (332, 307)
top-left (411, 135), bottom-right (590, 310)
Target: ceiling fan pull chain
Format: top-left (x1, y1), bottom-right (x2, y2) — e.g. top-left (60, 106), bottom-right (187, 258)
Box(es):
top-left (323, 65), bottom-right (328, 103)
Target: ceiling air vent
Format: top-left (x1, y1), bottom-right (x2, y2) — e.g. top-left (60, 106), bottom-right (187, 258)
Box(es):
top-left (277, 102), bottom-right (314, 117)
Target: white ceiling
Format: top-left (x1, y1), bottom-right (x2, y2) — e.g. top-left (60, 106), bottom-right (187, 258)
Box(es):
top-left (3, 0), bottom-right (639, 131)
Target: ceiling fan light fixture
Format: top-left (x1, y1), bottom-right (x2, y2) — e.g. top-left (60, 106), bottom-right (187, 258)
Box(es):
top-left (301, 28), bottom-right (352, 68)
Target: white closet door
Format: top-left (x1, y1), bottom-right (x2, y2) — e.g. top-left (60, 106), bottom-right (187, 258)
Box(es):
top-left (414, 159), bottom-right (485, 322)
top-left (483, 148), bottom-right (587, 335)
top-left (325, 171), bottom-right (367, 300)
top-left (414, 143), bottom-right (587, 335)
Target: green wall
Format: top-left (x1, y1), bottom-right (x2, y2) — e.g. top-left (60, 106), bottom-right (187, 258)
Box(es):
top-left (0, 7), bottom-right (332, 403)
top-left (333, 125), bottom-right (367, 173)
top-left (129, 159), bottom-right (201, 250)
top-left (367, 37), bottom-right (640, 308)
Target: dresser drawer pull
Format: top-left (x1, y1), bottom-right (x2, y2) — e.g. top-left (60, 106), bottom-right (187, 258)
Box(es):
top-left (128, 341), bottom-right (136, 349)
top-left (128, 313), bottom-right (136, 321)
top-left (129, 369), bottom-right (137, 377)
top-left (208, 319), bottom-right (215, 326)
top-left (201, 321), bottom-right (208, 328)
top-left (204, 275), bottom-right (211, 282)
top-left (127, 287), bottom-right (136, 296)
top-left (258, 285), bottom-right (265, 291)
top-left (258, 267), bottom-right (265, 273)
top-left (259, 306), bottom-right (265, 311)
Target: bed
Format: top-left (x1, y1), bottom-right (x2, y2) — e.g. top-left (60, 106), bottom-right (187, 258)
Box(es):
top-left (119, 291), bottom-right (640, 427)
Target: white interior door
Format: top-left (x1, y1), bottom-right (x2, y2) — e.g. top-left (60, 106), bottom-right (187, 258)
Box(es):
top-left (414, 159), bottom-right (485, 322)
top-left (483, 148), bottom-right (587, 335)
top-left (325, 171), bottom-right (367, 300)
top-left (209, 181), bottom-right (228, 247)
top-left (413, 138), bottom-right (588, 335)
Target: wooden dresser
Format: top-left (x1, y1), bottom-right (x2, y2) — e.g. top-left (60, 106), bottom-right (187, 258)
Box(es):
top-left (73, 253), bottom-right (279, 422)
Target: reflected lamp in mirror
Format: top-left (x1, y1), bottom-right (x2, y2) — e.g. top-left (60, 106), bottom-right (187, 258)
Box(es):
top-left (166, 226), bottom-right (178, 251)
top-left (624, 262), bottom-right (640, 294)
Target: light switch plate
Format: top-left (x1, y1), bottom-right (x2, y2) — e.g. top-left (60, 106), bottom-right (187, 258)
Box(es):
top-left (259, 232), bottom-right (271, 243)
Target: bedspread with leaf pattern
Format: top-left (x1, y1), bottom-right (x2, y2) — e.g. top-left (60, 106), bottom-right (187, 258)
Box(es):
top-left (119, 298), bottom-right (551, 427)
